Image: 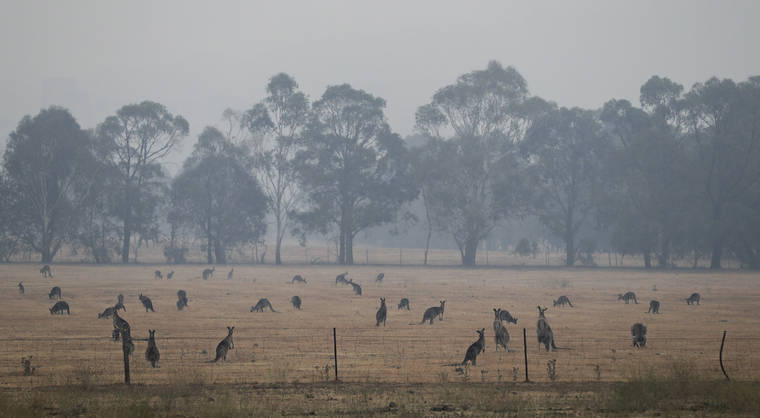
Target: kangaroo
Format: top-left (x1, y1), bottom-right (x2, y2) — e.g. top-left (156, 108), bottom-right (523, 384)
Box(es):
top-left (497, 309), bottom-right (518, 324)
top-left (685, 293), bottom-right (701, 305)
top-left (419, 301), bottom-right (446, 324)
top-left (553, 295), bottom-right (574, 307)
top-left (18, 282), bottom-right (24, 295)
top-left (617, 291), bottom-right (639, 304)
top-left (176, 290), bottom-right (188, 311)
top-left (227, 268), bottom-right (234, 280)
top-left (202, 267), bottom-right (215, 280)
top-left (212, 326), bottom-right (235, 362)
top-left (536, 306), bottom-right (567, 351)
top-left (647, 300), bottom-right (660, 314)
top-left (250, 298), bottom-right (277, 312)
top-left (397, 298), bottom-right (410, 310)
top-left (291, 275), bottom-right (307, 284)
top-left (493, 309), bottom-right (513, 352)
top-left (167, 270), bottom-right (174, 279)
top-left (376, 297), bottom-right (387, 327)
top-left (115, 294), bottom-right (126, 312)
top-left (462, 328), bottom-right (486, 366)
top-left (154, 270), bottom-right (163, 280)
top-left (40, 264), bottom-right (52, 277)
top-left (631, 323), bottom-right (647, 347)
top-left (335, 272), bottom-right (349, 285)
top-left (347, 279), bottom-right (362, 295)
top-left (145, 329), bottom-right (160, 368)
top-left (48, 286), bottom-right (62, 300)
top-left (138, 294), bottom-right (155, 312)
top-left (291, 295), bottom-right (302, 310)
top-left (375, 272), bottom-right (385, 283)
top-left (98, 305), bottom-right (117, 319)
top-left (49, 301), bottom-right (70, 315)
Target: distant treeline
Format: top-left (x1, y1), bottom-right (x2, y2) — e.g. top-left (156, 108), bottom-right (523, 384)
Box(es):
top-left (1, 62), bottom-right (758, 269)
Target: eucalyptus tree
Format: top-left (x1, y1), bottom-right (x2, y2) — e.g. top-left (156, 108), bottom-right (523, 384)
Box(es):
top-left (414, 61), bottom-right (538, 266)
top-left (172, 127), bottom-right (267, 264)
top-left (3, 107), bottom-right (97, 262)
top-left (96, 101), bottom-right (188, 263)
top-left (242, 73), bottom-right (310, 264)
top-left (293, 84), bottom-right (417, 265)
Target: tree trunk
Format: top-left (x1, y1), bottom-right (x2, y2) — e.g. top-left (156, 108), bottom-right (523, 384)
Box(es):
top-left (462, 238), bottom-right (478, 266)
top-left (657, 239), bottom-right (670, 269)
top-left (214, 239), bottom-right (226, 264)
top-left (565, 229), bottom-right (575, 267)
top-left (346, 232), bottom-right (354, 265)
top-left (710, 203), bottom-right (723, 269)
top-left (643, 251), bottom-right (652, 268)
top-left (423, 225), bottom-right (432, 266)
top-left (275, 216), bottom-right (282, 265)
top-left (121, 221), bottom-right (131, 264)
top-left (207, 232), bottom-right (214, 264)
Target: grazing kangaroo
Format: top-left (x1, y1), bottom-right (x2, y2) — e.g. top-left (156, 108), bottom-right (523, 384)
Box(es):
top-left (176, 290), bottom-right (188, 310)
top-left (647, 300), bottom-right (660, 314)
top-left (685, 293), bottom-right (701, 305)
top-left (202, 267), bottom-right (215, 280)
top-left (376, 297), bottom-right (387, 327)
top-left (154, 270), bottom-right (163, 279)
top-left (553, 295), bottom-right (574, 307)
top-left (18, 282), bottom-right (24, 295)
top-left (335, 272), bottom-right (349, 285)
top-left (98, 305), bottom-right (117, 319)
top-left (631, 323), bottom-right (647, 347)
top-left (167, 270), bottom-right (174, 279)
top-left (617, 292), bottom-right (639, 304)
top-left (40, 264), bottom-right (52, 277)
top-left (291, 275), bottom-right (307, 284)
top-left (493, 309), bottom-right (513, 352)
top-left (115, 294), bottom-right (126, 312)
top-left (347, 279), bottom-right (362, 295)
top-left (145, 329), bottom-right (160, 368)
top-left (461, 328), bottom-right (486, 366)
top-left (49, 301), bottom-right (70, 315)
top-left (48, 286), bottom-right (62, 300)
top-left (397, 298), bottom-right (410, 310)
top-left (496, 309), bottom-right (518, 324)
top-left (227, 268), bottom-right (234, 280)
top-left (536, 306), bottom-right (566, 351)
top-left (213, 326), bottom-right (235, 362)
top-left (375, 272), bottom-right (385, 283)
top-left (250, 298), bottom-right (277, 312)
top-left (138, 294), bottom-right (155, 312)
top-left (290, 295), bottom-right (302, 310)
top-left (419, 301), bottom-right (446, 324)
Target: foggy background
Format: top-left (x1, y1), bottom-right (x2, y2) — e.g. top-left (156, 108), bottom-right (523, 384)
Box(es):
top-left (2, 0), bottom-right (758, 168)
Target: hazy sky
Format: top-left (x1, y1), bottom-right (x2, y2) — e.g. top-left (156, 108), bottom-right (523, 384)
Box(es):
top-left (1, 0), bottom-right (758, 165)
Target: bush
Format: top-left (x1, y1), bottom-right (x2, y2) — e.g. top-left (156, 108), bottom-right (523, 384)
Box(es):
top-left (163, 246), bottom-right (188, 264)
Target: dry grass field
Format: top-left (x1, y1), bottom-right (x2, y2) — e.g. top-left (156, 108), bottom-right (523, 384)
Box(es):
top-left (1, 262), bottom-right (759, 415)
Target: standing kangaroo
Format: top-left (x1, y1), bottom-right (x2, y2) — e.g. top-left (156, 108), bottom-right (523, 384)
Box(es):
top-left (536, 306), bottom-right (566, 351)
top-left (647, 300), bottom-right (660, 314)
top-left (48, 286), bottom-right (62, 300)
top-left (617, 292), bottom-right (639, 304)
top-left (631, 323), bottom-right (647, 347)
top-left (397, 298), bottom-right (410, 310)
top-left (290, 295), bottom-right (302, 310)
top-left (493, 309), bottom-right (513, 352)
top-left (685, 293), bottom-right (701, 305)
top-left (419, 301), bottom-right (446, 324)
top-left (553, 295), bottom-right (574, 307)
top-left (40, 265), bottom-right (52, 277)
top-left (49, 301), bottom-right (70, 315)
top-left (154, 270), bottom-right (163, 280)
top-left (18, 282), bottom-right (24, 295)
top-left (139, 294), bottom-right (155, 312)
top-left (227, 268), bottom-right (234, 280)
top-left (376, 297), bottom-right (387, 327)
top-left (250, 298), bottom-right (277, 312)
top-left (202, 267), bottom-right (215, 280)
top-left (375, 273), bottom-right (385, 283)
top-left (213, 326), bottom-right (235, 362)
top-left (462, 328), bottom-right (486, 366)
top-left (145, 329), bottom-right (160, 368)
top-left (291, 275), bottom-right (307, 284)
top-left (176, 290), bottom-right (189, 310)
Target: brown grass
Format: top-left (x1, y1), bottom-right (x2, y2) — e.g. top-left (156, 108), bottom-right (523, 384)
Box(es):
top-left (1, 262), bottom-right (759, 391)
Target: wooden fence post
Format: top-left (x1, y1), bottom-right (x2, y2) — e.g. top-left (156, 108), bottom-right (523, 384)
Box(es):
top-left (333, 328), bottom-right (339, 381)
top-left (523, 328), bottom-right (529, 382)
top-left (720, 330), bottom-right (730, 381)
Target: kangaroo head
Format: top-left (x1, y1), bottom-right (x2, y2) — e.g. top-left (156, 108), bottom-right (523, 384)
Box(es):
top-left (537, 306), bottom-right (548, 317)
top-left (440, 300), bottom-right (446, 310)
top-left (493, 308), bottom-right (500, 319)
top-left (477, 328), bottom-right (485, 338)
top-left (380, 297), bottom-right (385, 304)
top-left (227, 326), bottom-right (234, 335)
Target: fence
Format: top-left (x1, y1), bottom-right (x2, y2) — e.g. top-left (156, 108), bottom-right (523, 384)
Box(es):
top-left (0, 328), bottom-right (754, 387)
